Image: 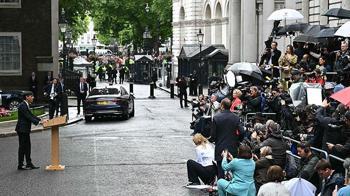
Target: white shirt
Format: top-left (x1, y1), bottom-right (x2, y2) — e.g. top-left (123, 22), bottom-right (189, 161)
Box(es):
top-left (195, 143), bottom-right (215, 167)
top-left (24, 100), bottom-right (29, 109)
top-left (258, 182), bottom-right (290, 196)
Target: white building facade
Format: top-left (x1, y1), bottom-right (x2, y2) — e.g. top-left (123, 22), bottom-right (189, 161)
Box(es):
top-left (172, 0), bottom-right (348, 77)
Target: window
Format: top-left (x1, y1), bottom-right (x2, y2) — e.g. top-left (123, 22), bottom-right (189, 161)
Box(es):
top-left (0, 0), bottom-right (21, 8)
top-left (0, 33), bottom-right (22, 76)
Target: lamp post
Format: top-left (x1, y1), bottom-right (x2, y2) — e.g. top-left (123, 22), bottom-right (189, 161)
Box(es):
top-left (65, 29), bottom-right (73, 70)
top-left (58, 8), bottom-right (68, 79)
top-left (143, 3), bottom-right (152, 55)
top-left (197, 29), bottom-right (204, 95)
top-left (91, 34), bottom-right (97, 73)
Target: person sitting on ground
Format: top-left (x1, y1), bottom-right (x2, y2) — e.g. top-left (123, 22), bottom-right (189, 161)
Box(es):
top-left (186, 133), bottom-right (216, 186)
top-left (297, 142), bottom-right (321, 194)
top-left (230, 89), bottom-right (242, 112)
top-left (257, 165), bottom-right (290, 196)
top-left (254, 146), bottom-right (275, 192)
top-left (315, 159), bottom-right (344, 196)
top-left (217, 144), bottom-right (256, 196)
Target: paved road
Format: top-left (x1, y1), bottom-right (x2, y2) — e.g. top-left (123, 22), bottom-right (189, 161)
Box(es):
top-left (0, 83), bottom-right (206, 196)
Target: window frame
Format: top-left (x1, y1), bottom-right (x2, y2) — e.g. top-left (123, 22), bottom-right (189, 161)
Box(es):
top-left (0, 0), bottom-right (21, 8)
top-left (0, 32), bottom-right (22, 76)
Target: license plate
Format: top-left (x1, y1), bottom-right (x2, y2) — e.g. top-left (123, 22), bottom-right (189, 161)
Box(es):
top-left (97, 101), bottom-right (108, 105)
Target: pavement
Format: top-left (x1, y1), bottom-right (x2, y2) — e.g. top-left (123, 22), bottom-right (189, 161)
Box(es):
top-left (0, 104), bottom-right (84, 138)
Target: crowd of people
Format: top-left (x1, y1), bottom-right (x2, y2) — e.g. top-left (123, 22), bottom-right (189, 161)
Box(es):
top-left (185, 40), bottom-right (350, 195)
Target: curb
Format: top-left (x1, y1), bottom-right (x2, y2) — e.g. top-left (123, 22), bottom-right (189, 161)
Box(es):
top-left (0, 116), bottom-right (84, 138)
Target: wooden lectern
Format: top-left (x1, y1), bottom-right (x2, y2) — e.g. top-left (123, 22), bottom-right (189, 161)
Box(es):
top-left (43, 115), bottom-right (67, 171)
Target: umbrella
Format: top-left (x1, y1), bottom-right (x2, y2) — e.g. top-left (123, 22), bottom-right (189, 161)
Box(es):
top-left (226, 62), bottom-right (263, 81)
top-left (335, 21), bottom-right (350, 37)
top-left (278, 23), bottom-right (309, 34)
top-left (268, 9), bottom-right (304, 21)
top-left (293, 25), bottom-right (327, 43)
top-left (283, 178), bottom-right (316, 196)
top-left (323, 8), bottom-right (350, 19)
top-left (330, 87), bottom-right (350, 107)
top-left (315, 27), bottom-right (339, 38)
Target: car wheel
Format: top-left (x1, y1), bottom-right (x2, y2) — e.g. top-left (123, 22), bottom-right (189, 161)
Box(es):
top-left (85, 116), bottom-right (92, 122)
top-left (122, 111), bottom-right (129, 120)
top-left (9, 99), bottom-right (20, 110)
top-left (130, 103), bottom-right (135, 117)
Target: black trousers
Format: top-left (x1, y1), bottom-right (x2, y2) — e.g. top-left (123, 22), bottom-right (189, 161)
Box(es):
top-left (119, 75), bottom-right (124, 84)
top-left (187, 160), bottom-right (217, 184)
top-left (179, 92), bottom-right (188, 108)
top-left (77, 95), bottom-right (86, 114)
top-left (18, 133), bottom-right (32, 166)
top-left (49, 99), bottom-right (58, 119)
top-left (216, 160), bottom-right (224, 179)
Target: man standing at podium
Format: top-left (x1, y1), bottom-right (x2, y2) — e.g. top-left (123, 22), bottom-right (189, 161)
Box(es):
top-left (15, 92), bottom-right (45, 170)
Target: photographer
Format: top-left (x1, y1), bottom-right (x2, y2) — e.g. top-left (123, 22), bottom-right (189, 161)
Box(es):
top-left (245, 86), bottom-right (262, 113)
top-left (327, 111), bottom-right (350, 159)
top-left (259, 41), bottom-right (281, 78)
top-left (334, 41), bottom-right (350, 73)
top-left (230, 89), bottom-right (242, 113)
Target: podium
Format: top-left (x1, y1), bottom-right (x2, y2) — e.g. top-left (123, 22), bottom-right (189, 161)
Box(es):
top-left (43, 115), bottom-right (67, 171)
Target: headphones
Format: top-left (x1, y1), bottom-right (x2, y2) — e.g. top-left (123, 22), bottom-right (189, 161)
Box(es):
top-left (299, 142), bottom-right (311, 153)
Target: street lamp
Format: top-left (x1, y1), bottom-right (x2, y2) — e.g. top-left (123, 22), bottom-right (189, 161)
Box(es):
top-left (65, 29), bottom-right (73, 70)
top-left (91, 34), bottom-right (97, 73)
top-left (197, 29), bottom-right (204, 95)
top-left (58, 8), bottom-right (68, 78)
top-left (143, 3), bottom-right (152, 54)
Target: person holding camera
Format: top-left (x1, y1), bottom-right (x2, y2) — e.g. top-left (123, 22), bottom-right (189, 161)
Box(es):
top-left (334, 41), bottom-right (350, 73)
top-left (186, 133), bottom-right (216, 186)
top-left (217, 144), bottom-right (256, 196)
top-left (259, 41), bottom-right (282, 78)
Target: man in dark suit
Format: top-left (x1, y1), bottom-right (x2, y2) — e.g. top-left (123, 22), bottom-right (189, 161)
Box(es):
top-left (210, 98), bottom-right (244, 179)
top-left (15, 92), bottom-right (46, 170)
top-left (259, 41), bottom-right (282, 78)
top-left (44, 78), bottom-right (61, 119)
top-left (176, 76), bottom-right (189, 108)
top-left (76, 77), bottom-right (88, 115)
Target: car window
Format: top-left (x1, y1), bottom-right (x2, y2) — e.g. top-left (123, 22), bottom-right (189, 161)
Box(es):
top-left (90, 88), bottom-right (120, 95)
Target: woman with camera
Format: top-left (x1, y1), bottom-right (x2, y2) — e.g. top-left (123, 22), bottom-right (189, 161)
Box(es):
top-left (186, 133), bottom-right (216, 186)
top-left (217, 144), bottom-right (256, 196)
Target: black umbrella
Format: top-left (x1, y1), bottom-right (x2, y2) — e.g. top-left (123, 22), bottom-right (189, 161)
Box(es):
top-left (315, 27), bottom-right (339, 38)
top-left (293, 25), bottom-right (326, 43)
top-left (323, 8), bottom-right (350, 19)
top-left (279, 23), bottom-right (309, 34)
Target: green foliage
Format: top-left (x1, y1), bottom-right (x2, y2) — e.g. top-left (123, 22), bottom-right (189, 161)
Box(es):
top-left (59, 0), bottom-right (172, 47)
top-left (0, 107), bottom-right (45, 122)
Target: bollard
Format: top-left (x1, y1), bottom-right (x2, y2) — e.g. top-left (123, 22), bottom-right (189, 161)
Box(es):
top-left (129, 83), bottom-right (133, 93)
top-left (170, 83), bottom-right (174, 98)
top-left (61, 93), bottom-right (69, 120)
top-left (148, 82), bottom-right (155, 99)
top-left (198, 84), bottom-right (203, 96)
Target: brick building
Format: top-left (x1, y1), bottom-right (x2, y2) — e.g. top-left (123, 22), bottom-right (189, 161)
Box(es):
top-left (0, 0), bottom-right (59, 97)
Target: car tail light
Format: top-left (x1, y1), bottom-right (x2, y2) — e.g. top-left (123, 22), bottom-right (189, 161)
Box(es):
top-left (112, 99), bottom-right (127, 105)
